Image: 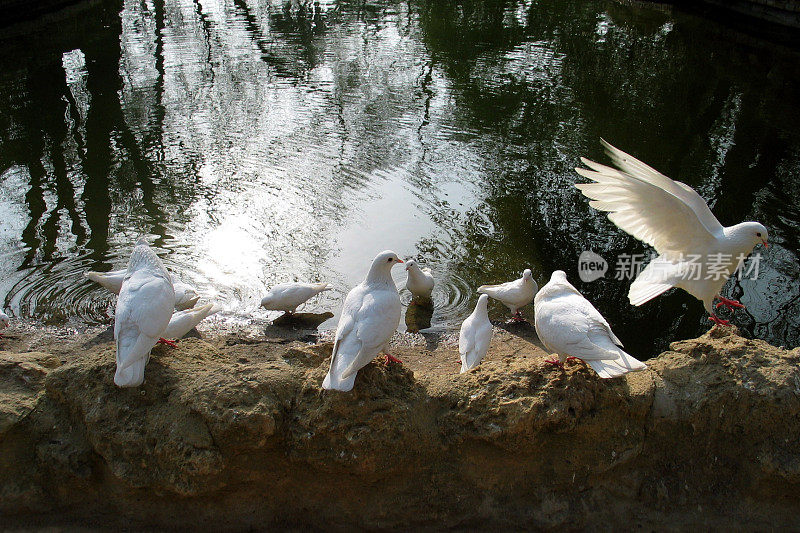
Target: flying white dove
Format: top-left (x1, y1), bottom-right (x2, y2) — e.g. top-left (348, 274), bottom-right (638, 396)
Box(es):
top-left (477, 268), bottom-right (538, 321)
top-left (534, 270), bottom-right (647, 378)
top-left (459, 294), bottom-right (492, 373)
top-left (85, 269), bottom-right (199, 310)
top-left (403, 260), bottom-right (434, 301)
top-left (0, 311), bottom-right (9, 338)
top-left (322, 250), bottom-right (404, 392)
top-left (575, 139), bottom-right (768, 326)
top-left (113, 241), bottom-right (175, 388)
top-left (159, 303), bottom-right (221, 345)
top-left (260, 282), bottom-right (332, 315)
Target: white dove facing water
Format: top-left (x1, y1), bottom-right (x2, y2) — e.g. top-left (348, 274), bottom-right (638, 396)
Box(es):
top-left (459, 294), bottom-right (492, 373)
top-left (534, 271), bottom-right (646, 378)
top-left (323, 250), bottom-right (404, 392)
top-left (575, 139), bottom-right (768, 326)
top-left (477, 268), bottom-right (538, 321)
top-left (260, 282), bottom-right (332, 315)
top-left (114, 241), bottom-right (175, 388)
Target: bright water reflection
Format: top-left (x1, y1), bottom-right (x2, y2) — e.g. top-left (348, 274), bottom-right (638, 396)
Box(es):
top-left (0, 0), bottom-right (798, 356)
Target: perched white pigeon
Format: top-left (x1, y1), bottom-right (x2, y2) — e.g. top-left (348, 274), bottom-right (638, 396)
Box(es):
top-left (403, 260), bottom-right (434, 300)
top-left (534, 270), bottom-right (647, 379)
top-left (459, 294), bottom-right (492, 373)
top-left (161, 303), bottom-right (220, 342)
top-left (0, 311), bottom-right (9, 338)
top-left (322, 251), bottom-right (404, 392)
top-left (575, 139), bottom-right (768, 326)
top-left (477, 269), bottom-right (538, 321)
top-left (85, 269), bottom-right (199, 310)
top-left (113, 241), bottom-right (175, 388)
top-left (260, 282), bottom-right (332, 314)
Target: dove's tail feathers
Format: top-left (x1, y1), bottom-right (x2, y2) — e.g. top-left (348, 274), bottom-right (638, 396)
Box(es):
top-left (617, 350), bottom-right (647, 372)
top-left (477, 284), bottom-right (499, 296)
top-left (587, 359), bottom-right (629, 379)
top-left (587, 347), bottom-right (646, 379)
top-left (322, 370), bottom-right (357, 392)
top-left (114, 357), bottom-right (147, 387)
top-left (629, 255), bottom-right (681, 306)
top-left (460, 352), bottom-right (475, 373)
top-left (314, 283), bottom-right (333, 292)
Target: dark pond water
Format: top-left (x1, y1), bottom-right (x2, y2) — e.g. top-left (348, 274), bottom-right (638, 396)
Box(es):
top-left (1, 0), bottom-right (799, 357)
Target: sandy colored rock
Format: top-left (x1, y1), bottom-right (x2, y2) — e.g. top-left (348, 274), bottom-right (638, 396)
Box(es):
top-left (0, 325), bottom-right (798, 529)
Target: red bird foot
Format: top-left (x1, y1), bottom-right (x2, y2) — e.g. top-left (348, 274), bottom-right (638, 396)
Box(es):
top-left (545, 358), bottom-right (564, 368)
top-left (565, 356), bottom-right (580, 363)
top-left (508, 313), bottom-right (527, 324)
top-left (158, 337), bottom-right (179, 348)
top-left (715, 296), bottom-right (745, 311)
top-left (385, 354), bottom-right (403, 364)
top-left (708, 315), bottom-right (731, 327)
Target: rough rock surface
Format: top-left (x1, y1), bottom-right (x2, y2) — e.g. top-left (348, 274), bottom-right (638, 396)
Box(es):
top-left (0, 324), bottom-right (799, 530)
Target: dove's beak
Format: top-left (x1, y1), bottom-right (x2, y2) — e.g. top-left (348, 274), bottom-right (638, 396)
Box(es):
top-left (762, 239), bottom-right (769, 249)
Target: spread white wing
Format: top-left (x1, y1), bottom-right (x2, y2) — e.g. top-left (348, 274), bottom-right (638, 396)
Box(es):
top-left (575, 140), bottom-right (724, 260)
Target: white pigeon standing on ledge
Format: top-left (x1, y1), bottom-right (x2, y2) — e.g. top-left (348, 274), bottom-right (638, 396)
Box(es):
top-left (0, 311), bottom-right (9, 338)
top-left (323, 251), bottom-right (404, 392)
top-left (114, 241), bottom-right (175, 388)
top-left (85, 269), bottom-right (199, 310)
top-left (477, 269), bottom-right (538, 321)
top-left (575, 139), bottom-right (769, 326)
top-left (160, 303), bottom-right (221, 344)
top-left (459, 294), bottom-right (492, 373)
top-left (403, 260), bottom-right (434, 301)
top-left (535, 271), bottom-right (646, 379)
top-left (260, 282), bottom-right (332, 315)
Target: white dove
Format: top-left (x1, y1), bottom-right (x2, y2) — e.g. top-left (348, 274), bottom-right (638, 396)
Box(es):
top-left (85, 269), bottom-right (199, 310)
top-left (459, 294), bottom-right (492, 373)
top-left (403, 260), bottom-right (434, 301)
top-left (0, 311), bottom-right (9, 338)
top-left (113, 241), bottom-right (175, 388)
top-left (534, 270), bottom-right (647, 379)
top-left (477, 269), bottom-right (538, 321)
top-left (260, 282), bottom-right (332, 315)
top-left (322, 250), bottom-right (404, 392)
top-left (575, 139), bottom-right (768, 326)
top-left (160, 303), bottom-right (221, 345)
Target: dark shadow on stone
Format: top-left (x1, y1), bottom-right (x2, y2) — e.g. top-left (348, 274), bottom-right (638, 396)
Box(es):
top-left (496, 318), bottom-right (540, 344)
top-left (271, 311), bottom-right (333, 329)
top-left (421, 332), bottom-right (441, 352)
top-left (82, 325), bottom-right (114, 348)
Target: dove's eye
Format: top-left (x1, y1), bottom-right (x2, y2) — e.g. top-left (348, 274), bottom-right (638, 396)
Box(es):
top-left (757, 232), bottom-right (762, 237)
top-left (387, 257), bottom-right (393, 262)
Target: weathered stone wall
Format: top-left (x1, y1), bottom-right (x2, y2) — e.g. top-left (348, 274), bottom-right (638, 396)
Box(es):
top-left (0, 326), bottom-right (798, 529)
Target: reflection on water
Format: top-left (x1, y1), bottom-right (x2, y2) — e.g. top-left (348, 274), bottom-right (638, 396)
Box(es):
top-left (0, 0), bottom-right (799, 355)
